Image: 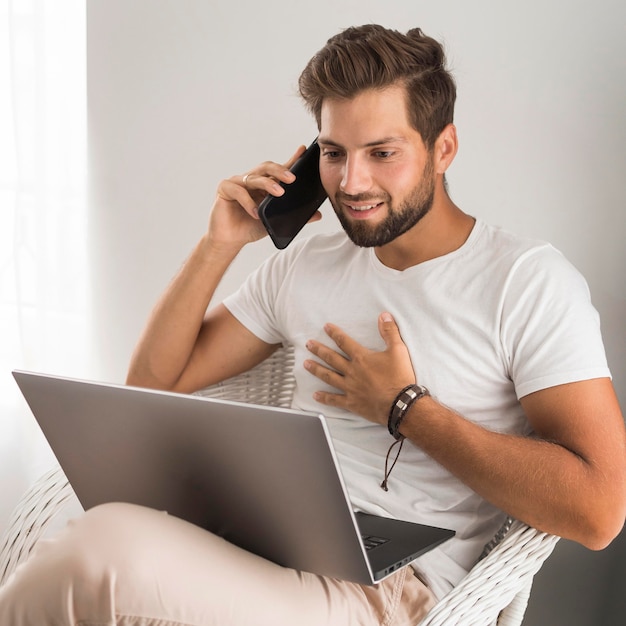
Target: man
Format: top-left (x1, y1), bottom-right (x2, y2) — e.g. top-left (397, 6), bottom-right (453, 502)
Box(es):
top-left (1, 24), bottom-right (624, 626)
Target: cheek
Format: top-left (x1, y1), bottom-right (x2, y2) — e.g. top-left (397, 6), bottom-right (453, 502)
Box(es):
top-left (387, 159), bottom-right (421, 182)
top-left (374, 163), bottom-right (417, 196)
top-left (319, 162), bottom-right (340, 193)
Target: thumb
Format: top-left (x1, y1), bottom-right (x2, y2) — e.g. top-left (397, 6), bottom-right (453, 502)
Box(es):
top-left (378, 311), bottom-right (403, 347)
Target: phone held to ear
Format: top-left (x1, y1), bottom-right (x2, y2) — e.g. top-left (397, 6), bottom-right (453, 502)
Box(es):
top-left (258, 139), bottom-right (327, 249)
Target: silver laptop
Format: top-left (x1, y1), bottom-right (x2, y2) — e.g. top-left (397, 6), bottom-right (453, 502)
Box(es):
top-left (12, 370), bottom-right (454, 585)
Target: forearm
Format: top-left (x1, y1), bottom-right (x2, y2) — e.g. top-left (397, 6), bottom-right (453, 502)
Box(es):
top-left (126, 235), bottom-right (241, 389)
top-left (400, 396), bottom-right (618, 548)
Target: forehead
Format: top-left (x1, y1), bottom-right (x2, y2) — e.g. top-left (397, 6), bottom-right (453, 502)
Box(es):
top-left (319, 85), bottom-right (418, 146)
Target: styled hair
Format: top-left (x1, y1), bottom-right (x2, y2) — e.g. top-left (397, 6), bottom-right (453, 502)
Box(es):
top-left (298, 25), bottom-right (456, 149)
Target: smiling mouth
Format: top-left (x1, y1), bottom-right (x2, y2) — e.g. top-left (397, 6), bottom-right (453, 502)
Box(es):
top-left (347, 203), bottom-right (380, 211)
top-left (344, 202), bottom-right (384, 218)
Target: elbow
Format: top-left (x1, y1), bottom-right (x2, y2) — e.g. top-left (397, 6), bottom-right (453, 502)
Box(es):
top-left (125, 365), bottom-right (147, 389)
top-left (126, 368), bottom-right (186, 393)
top-left (126, 356), bottom-right (147, 388)
top-left (126, 373), bottom-right (172, 391)
top-left (576, 496), bottom-right (626, 551)
top-left (126, 354), bottom-right (177, 391)
top-left (125, 372), bottom-right (144, 388)
top-left (125, 366), bottom-right (169, 391)
top-left (125, 368), bottom-right (138, 387)
top-left (575, 453), bottom-right (626, 550)
top-left (581, 522), bottom-right (624, 552)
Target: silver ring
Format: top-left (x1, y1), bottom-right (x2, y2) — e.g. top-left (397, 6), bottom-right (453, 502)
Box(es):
top-left (242, 173), bottom-right (251, 188)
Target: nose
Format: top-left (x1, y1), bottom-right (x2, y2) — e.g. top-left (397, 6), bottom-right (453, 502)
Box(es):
top-left (339, 154), bottom-right (371, 195)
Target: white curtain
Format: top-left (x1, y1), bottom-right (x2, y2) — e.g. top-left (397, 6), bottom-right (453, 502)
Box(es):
top-left (0, 0), bottom-right (86, 528)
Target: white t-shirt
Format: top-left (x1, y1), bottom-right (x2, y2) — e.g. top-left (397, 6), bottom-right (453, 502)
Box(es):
top-left (223, 219), bottom-right (610, 599)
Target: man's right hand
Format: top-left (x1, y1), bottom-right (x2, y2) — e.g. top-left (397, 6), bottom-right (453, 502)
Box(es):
top-left (207, 145), bottom-right (308, 251)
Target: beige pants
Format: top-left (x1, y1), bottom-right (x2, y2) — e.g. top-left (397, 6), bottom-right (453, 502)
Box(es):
top-left (0, 503), bottom-right (435, 625)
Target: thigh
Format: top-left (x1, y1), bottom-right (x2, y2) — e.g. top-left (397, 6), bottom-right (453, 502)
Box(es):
top-left (100, 503), bottom-right (374, 625)
top-left (0, 503), bottom-right (434, 626)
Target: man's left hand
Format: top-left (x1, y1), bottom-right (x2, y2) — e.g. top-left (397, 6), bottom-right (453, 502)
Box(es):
top-left (304, 312), bottom-right (416, 425)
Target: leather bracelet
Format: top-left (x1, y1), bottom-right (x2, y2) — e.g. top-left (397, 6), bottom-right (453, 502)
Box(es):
top-left (387, 384), bottom-right (430, 440)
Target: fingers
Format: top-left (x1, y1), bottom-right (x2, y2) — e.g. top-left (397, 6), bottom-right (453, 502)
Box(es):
top-left (217, 162), bottom-right (294, 220)
top-left (240, 163), bottom-right (295, 193)
top-left (232, 147), bottom-right (304, 213)
top-left (309, 317), bottom-right (405, 365)
top-left (303, 357), bottom-right (345, 391)
top-left (304, 315), bottom-right (416, 424)
top-left (307, 210), bottom-right (323, 225)
top-left (241, 145), bottom-right (305, 194)
top-left (284, 144), bottom-right (307, 169)
top-left (321, 323), bottom-right (361, 358)
top-left (209, 145), bottom-right (309, 247)
top-left (311, 389), bottom-right (347, 410)
top-left (305, 337), bottom-right (349, 376)
top-left (303, 344), bottom-right (349, 410)
top-left (216, 178), bottom-right (261, 218)
top-left (378, 311), bottom-right (404, 348)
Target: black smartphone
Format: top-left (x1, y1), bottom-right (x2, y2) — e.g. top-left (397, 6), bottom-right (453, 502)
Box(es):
top-left (258, 139), bottom-right (327, 249)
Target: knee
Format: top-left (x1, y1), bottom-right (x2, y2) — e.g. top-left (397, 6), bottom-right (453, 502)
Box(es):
top-left (60, 502), bottom-right (170, 573)
top-left (0, 503), bottom-right (158, 623)
top-left (22, 503), bottom-right (167, 586)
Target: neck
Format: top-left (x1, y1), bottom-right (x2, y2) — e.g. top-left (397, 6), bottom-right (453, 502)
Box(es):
top-left (374, 188), bottom-right (475, 271)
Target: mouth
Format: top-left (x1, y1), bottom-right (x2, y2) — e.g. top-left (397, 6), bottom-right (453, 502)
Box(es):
top-left (343, 201), bottom-right (384, 220)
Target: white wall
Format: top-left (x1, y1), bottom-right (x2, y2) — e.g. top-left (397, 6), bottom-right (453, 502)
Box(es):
top-left (87, 0), bottom-right (626, 406)
top-left (87, 1), bottom-right (624, 624)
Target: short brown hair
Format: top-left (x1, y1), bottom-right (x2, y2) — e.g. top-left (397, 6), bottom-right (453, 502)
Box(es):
top-left (298, 25), bottom-right (456, 149)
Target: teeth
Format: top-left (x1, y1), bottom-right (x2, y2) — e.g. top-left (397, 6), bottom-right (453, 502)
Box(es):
top-left (349, 204), bottom-right (377, 211)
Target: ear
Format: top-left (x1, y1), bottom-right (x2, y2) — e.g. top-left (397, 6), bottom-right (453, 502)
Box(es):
top-left (434, 124), bottom-right (458, 175)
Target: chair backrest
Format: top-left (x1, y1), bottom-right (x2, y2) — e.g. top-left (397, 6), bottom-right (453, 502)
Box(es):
top-left (193, 345), bottom-right (296, 407)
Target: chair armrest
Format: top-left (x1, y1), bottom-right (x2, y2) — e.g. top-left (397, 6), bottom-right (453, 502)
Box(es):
top-left (0, 466), bottom-right (74, 587)
top-left (418, 520), bottom-right (559, 626)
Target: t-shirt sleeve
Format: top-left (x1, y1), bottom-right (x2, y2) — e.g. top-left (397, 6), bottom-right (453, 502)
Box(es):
top-left (499, 245), bottom-right (611, 399)
top-left (222, 242), bottom-right (305, 346)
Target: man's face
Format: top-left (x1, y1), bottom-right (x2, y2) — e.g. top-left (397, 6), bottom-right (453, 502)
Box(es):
top-left (318, 85), bottom-right (436, 248)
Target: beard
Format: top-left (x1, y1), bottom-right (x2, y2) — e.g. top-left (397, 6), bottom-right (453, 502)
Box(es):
top-left (330, 156), bottom-right (436, 248)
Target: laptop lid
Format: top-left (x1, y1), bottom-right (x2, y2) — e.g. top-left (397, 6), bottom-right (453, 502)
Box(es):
top-left (12, 370), bottom-right (454, 584)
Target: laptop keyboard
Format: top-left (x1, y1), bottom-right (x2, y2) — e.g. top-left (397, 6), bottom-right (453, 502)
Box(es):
top-left (361, 534), bottom-right (390, 551)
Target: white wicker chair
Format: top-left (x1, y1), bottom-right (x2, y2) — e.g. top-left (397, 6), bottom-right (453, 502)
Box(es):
top-left (0, 346), bottom-right (559, 624)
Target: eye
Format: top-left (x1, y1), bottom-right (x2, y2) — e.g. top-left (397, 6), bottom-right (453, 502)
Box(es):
top-left (373, 150), bottom-right (395, 159)
top-left (321, 149), bottom-right (344, 160)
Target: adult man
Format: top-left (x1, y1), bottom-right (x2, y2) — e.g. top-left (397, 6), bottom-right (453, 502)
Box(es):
top-left (1, 24), bottom-right (625, 626)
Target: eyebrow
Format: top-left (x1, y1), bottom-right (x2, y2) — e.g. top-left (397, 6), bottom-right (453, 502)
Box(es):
top-left (317, 136), bottom-right (408, 149)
